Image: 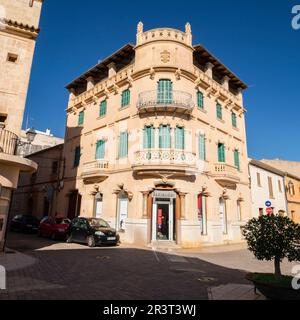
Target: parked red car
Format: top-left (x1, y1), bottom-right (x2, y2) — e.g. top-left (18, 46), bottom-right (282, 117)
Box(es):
top-left (38, 217), bottom-right (71, 240)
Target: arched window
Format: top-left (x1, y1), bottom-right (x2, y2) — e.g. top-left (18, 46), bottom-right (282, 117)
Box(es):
top-left (157, 79), bottom-right (173, 104)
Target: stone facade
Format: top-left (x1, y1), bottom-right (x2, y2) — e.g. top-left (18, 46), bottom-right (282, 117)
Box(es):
top-left (0, 0), bottom-right (43, 135)
top-left (249, 159), bottom-right (288, 217)
top-left (261, 160), bottom-right (300, 223)
top-left (0, 0), bottom-right (42, 250)
top-left (57, 23), bottom-right (252, 248)
top-left (11, 144), bottom-right (64, 219)
top-left (17, 128), bottom-right (64, 156)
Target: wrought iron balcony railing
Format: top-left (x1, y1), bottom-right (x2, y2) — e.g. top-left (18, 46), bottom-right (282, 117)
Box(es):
top-left (0, 129), bottom-right (18, 155)
top-left (134, 149), bottom-right (196, 166)
top-left (137, 90), bottom-right (194, 114)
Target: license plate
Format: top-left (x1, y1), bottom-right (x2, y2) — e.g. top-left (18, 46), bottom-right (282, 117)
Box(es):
top-left (58, 229), bottom-right (65, 232)
top-left (107, 237), bottom-right (116, 241)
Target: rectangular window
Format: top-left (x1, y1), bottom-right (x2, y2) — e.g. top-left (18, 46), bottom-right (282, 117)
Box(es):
top-left (7, 53), bottom-right (18, 63)
top-left (121, 90), bottom-right (130, 108)
top-left (259, 208), bottom-right (264, 216)
top-left (216, 103), bottom-right (222, 120)
top-left (119, 132), bottom-right (128, 158)
top-left (232, 112), bottom-right (237, 128)
top-left (218, 143), bottom-right (225, 163)
top-left (175, 126), bottom-right (185, 150)
top-left (74, 146), bottom-right (81, 167)
top-left (198, 134), bottom-right (206, 161)
top-left (159, 125), bottom-right (171, 149)
top-left (234, 150), bottom-right (240, 170)
top-left (95, 140), bottom-right (106, 160)
top-left (257, 172), bottom-right (261, 187)
top-left (78, 111), bottom-right (84, 126)
top-left (157, 79), bottom-right (173, 104)
top-left (143, 126), bottom-right (155, 149)
top-left (52, 161), bottom-right (58, 174)
top-left (268, 177), bottom-right (274, 199)
top-left (197, 91), bottom-right (204, 109)
top-left (278, 180), bottom-right (282, 193)
top-left (237, 201), bottom-right (242, 221)
top-left (99, 100), bottom-right (107, 117)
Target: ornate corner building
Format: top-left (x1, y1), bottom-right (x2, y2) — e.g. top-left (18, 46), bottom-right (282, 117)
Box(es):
top-left (58, 23), bottom-right (252, 247)
top-left (0, 0), bottom-right (43, 250)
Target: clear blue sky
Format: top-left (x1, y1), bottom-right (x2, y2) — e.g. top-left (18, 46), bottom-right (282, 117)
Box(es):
top-left (24, 0), bottom-right (300, 160)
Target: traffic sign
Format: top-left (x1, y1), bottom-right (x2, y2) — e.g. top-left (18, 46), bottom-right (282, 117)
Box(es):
top-left (265, 201), bottom-right (272, 208)
top-left (266, 207), bottom-right (273, 214)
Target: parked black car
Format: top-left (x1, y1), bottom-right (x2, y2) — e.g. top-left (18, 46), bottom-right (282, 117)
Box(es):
top-left (10, 215), bottom-right (40, 233)
top-left (66, 217), bottom-right (120, 247)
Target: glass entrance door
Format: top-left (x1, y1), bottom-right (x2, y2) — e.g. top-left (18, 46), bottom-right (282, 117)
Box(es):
top-left (156, 204), bottom-right (170, 240)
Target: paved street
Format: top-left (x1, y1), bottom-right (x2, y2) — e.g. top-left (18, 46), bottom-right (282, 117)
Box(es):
top-left (0, 232), bottom-right (296, 300)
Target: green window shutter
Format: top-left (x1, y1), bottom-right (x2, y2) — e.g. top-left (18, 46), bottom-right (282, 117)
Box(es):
top-left (234, 150), bottom-right (240, 170)
top-left (95, 140), bottom-right (105, 160)
top-left (99, 100), bottom-right (107, 117)
top-left (78, 111), bottom-right (84, 125)
top-left (199, 134), bottom-right (206, 160)
top-left (159, 125), bottom-right (171, 149)
top-left (197, 91), bottom-right (204, 109)
top-left (157, 79), bottom-right (173, 104)
top-left (175, 127), bottom-right (185, 150)
top-left (218, 143), bottom-right (225, 163)
top-left (74, 146), bottom-right (81, 167)
top-left (121, 90), bottom-right (130, 108)
top-left (119, 132), bottom-right (128, 158)
top-left (143, 126), bottom-right (154, 149)
top-left (232, 112), bottom-right (237, 128)
top-left (216, 104), bottom-right (222, 120)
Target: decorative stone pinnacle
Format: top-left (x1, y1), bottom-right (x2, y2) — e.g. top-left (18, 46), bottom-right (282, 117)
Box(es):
top-left (137, 21), bottom-right (144, 34)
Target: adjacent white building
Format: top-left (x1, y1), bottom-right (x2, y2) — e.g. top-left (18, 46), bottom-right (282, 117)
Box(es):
top-left (249, 159), bottom-right (288, 217)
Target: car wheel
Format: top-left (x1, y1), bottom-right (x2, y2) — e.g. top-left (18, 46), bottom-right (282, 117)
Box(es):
top-left (66, 234), bottom-right (73, 244)
top-left (87, 236), bottom-right (95, 248)
top-left (51, 233), bottom-right (56, 241)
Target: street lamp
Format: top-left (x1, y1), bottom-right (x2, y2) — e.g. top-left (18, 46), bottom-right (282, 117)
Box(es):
top-left (17, 128), bottom-right (37, 156)
top-left (25, 127), bottom-right (37, 144)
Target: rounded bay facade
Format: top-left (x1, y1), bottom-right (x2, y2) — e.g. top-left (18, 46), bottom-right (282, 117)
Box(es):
top-left (59, 23), bottom-right (251, 247)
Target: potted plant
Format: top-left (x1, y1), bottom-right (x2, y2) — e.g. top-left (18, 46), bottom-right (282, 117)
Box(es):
top-left (242, 214), bottom-right (300, 300)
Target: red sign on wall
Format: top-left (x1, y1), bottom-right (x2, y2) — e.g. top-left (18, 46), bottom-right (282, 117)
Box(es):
top-left (266, 207), bottom-right (273, 214)
top-left (158, 209), bottom-right (163, 226)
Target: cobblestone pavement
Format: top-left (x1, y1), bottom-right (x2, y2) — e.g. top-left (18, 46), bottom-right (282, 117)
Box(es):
top-left (0, 232), bottom-right (292, 300)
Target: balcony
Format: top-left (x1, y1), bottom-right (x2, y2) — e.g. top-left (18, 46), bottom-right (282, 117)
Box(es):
top-left (132, 149), bottom-right (197, 177)
top-left (0, 129), bottom-right (18, 155)
top-left (212, 163), bottom-right (240, 187)
top-left (81, 160), bottom-right (110, 184)
top-left (137, 91), bottom-right (194, 115)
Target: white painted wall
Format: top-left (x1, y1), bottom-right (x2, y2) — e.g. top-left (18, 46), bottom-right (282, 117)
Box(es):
top-left (249, 164), bottom-right (287, 217)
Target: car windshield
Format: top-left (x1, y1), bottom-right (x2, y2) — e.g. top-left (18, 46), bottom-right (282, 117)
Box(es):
top-left (89, 219), bottom-right (110, 228)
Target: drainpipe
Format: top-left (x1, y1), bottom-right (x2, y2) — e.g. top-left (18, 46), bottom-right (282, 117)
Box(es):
top-left (283, 173), bottom-right (289, 217)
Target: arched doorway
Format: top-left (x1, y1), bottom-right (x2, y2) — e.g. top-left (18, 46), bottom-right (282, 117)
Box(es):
top-left (94, 192), bottom-right (103, 218)
top-left (219, 197), bottom-right (227, 235)
top-left (117, 191), bottom-right (128, 231)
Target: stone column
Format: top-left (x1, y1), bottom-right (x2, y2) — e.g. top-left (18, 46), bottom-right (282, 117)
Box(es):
top-left (179, 192), bottom-right (187, 220)
top-left (142, 191), bottom-right (149, 219)
top-left (205, 62), bottom-right (214, 79)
